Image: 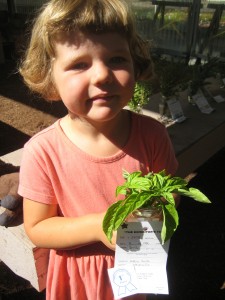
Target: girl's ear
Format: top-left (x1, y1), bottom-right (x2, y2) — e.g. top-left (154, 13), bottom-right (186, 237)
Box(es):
top-left (46, 86), bottom-right (61, 101)
top-left (47, 64), bottom-right (61, 101)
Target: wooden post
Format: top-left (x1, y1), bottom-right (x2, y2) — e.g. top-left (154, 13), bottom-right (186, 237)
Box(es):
top-left (0, 32), bottom-right (4, 64)
top-left (7, 0), bottom-right (16, 16)
top-left (0, 217), bottom-right (49, 291)
top-left (0, 149), bottom-right (49, 291)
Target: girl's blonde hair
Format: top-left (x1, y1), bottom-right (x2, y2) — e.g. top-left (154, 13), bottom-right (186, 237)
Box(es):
top-left (19, 0), bottom-right (153, 100)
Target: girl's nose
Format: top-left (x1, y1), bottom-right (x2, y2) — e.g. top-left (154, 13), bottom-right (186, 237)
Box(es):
top-left (91, 62), bottom-right (113, 85)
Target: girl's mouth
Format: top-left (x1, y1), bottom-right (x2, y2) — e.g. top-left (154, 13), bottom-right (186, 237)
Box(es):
top-left (91, 94), bottom-right (115, 102)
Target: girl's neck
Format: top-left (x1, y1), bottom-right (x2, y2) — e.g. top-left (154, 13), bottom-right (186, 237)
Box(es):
top-left (60, 110), bottom-right (131, 157)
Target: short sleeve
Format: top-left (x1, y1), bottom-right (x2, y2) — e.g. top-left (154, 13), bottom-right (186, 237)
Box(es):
top-left (130, 112), bottom-right (178, 176)
top-left (18, 144), bottom-right (57, 204)
top-left (152, 125), bottom-right (178, 175)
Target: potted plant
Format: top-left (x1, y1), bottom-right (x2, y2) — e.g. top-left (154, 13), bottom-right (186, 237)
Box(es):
top-left (103, 169), bottom-right (211, 245)
top-left (127, 80), bottom-right (153, 113)
top-left (152, 57), bottom-right (188, 117)
top-left (187, 58), bottom-right (220, 104)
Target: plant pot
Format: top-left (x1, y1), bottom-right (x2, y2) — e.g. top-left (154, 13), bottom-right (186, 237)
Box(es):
top-left (132, 206), bottom-right (162, 221)
top-left (159, 95), bottom-right (172, 118)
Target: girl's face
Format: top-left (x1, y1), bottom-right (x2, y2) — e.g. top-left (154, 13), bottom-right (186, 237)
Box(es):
top-left (52, 31), bottom-right (135, 124)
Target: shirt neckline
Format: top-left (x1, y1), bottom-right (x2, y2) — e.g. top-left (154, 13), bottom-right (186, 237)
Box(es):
top-left (55, 111), bottom-right (136, 163)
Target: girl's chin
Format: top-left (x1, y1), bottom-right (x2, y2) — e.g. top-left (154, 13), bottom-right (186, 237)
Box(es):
top-left (86, 107), bottom-right (123, 122)
top-left (68, 105), bottom-right (125, 123)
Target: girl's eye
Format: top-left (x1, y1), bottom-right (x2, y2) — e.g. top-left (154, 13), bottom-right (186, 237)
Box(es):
top-left (73, 62), bottom-right (88, 70)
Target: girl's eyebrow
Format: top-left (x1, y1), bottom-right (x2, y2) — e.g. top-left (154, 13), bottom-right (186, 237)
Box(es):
top-left (61, 52), bottom-right (88, 66)
top-left (62, 57), bottom-right (85, 69)
top-left (63, 48), bottom-right (130, 62)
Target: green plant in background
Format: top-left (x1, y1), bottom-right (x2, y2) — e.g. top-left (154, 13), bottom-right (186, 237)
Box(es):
top-left (212, 58), bottom-right (225, 78)
top-left (103, 170), bottom-right (211, 245)
top-left (207, 58), bottom-right (225, 88)
top-left (187, 57), bottom-right (220, 101)
top-left (187, 64), bottom-right (209, 100)
top-left (163, 9), bottom-right (187, 23)
top-left (128, 80), bottom-right (152, 113)
top-left (153, 56), bottom-right (188, 99)
top-left (128, 55), bottom-right (225, 113)
top-left (130, 0), bottom-right (155, 20)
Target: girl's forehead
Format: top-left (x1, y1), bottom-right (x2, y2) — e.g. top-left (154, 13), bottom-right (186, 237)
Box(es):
top-left (54, 30), bottom-right (130, 52)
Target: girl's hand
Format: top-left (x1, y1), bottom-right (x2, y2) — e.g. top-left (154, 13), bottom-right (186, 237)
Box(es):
top-left (97, 212), bottom-right (117, 251)
top-left (23, 198), bottom-right (117, 250)
top-left (100, 230), bottom-right (117, 251)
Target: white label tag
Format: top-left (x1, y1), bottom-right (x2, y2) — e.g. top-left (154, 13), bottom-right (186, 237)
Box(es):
top-left (109, 221), bottom-right (170, 297)
top-left (167, 98), bottom-right (186, 122)
top-left (213, 95), bottom-right (225, 103)
top-left (193, 92), bottom-right (214, 114)
top-left (108, 264), bottom-right (140, 299)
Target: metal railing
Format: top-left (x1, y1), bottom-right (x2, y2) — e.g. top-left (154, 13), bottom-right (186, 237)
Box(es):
top-left (133, 0), bottom-right (225, 61)
top-left (1, 0), bottom-right (225, 61)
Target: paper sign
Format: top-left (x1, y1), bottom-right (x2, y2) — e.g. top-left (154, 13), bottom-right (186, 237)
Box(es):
top-left (213, 95), bottom-right (225, 103)
top-left (167, 97), bottom-right (186, 122)
top-left (109, 221), bottom-right (170, 297)
top-left (193, 91), bottom-right (214, 114)
top-left (108, 264), bottom-right (140, 299)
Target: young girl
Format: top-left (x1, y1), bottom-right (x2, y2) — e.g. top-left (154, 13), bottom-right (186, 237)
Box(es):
top-left (18, 0), bottom-right (178, 299)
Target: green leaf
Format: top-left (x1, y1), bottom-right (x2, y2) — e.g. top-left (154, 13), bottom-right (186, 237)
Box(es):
top-left (126, 177), bottom-right (151, 191)
top-left (177, 188), bottom-right (211, 203)
top-left (103, 200), bottom-right (124, 241)
top-left (164, 177), bottom-right (188, 190)
top-left (161, 192), bottom-right (175, 205)
top-left (161, 204), bottom-right (179, 244)
top-left (113, 192), bottom-right (151, 230)
top-left (122, 169), bottom-right (131, 179)
top-left (115, 185), bottom-right (128, 197)
top-left (103, 191), bottom-right (152, 241)
top-left (126, 172), bottom-right (150, 188)
top-left (158, 170), bottom-right (167, 177)
top-left (145, 172), bottom-right (154, 179)
top-left (126, 171), bottom-right (142, 184)
top-left (152, 173), bottom-right (165, 189)
top-left (118, 171), bottom-right (152, 194)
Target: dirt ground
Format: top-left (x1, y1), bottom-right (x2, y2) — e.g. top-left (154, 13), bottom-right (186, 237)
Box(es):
top-left (0, 61), bottom-right (67, 156)
top-left (0, 62), bottom-right (225, 299)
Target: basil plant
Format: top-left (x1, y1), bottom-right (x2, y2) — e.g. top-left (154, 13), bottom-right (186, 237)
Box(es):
top-left (103, 170), bottom-right (211, 244)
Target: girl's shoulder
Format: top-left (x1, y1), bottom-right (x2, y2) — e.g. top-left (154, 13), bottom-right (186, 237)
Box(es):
top-left (130, 110), bottom-right (166, 132)
top-left (24, 120), bottom-right (61, 152)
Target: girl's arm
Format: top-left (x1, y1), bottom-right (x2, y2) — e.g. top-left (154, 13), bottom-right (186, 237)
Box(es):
top-left (23, 198), bottom-right (116, 250)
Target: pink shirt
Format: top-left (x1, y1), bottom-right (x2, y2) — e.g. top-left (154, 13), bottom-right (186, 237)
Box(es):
top-left (19, 111), bottom-right (178, 300)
